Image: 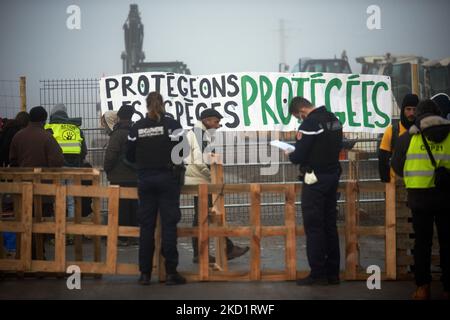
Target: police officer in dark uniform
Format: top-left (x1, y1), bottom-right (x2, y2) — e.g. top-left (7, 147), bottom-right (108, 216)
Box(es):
top-left (288, 97), bottom-right (343, 286)
top-left (126, 91), bottom-right (187, 285)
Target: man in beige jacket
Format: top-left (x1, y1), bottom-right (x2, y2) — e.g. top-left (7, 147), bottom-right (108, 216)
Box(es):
top-left (185, 109), bottom-right (249, 263)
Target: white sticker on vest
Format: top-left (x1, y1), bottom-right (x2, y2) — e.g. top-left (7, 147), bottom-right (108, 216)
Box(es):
top-left (138, 126), bottom-right (164, 138)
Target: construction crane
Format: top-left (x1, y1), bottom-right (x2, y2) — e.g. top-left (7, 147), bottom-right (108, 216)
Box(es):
top-left (121, 4), bottom-right (191, 75)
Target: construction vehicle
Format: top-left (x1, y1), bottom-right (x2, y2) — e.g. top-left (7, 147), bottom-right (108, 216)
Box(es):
top-left (291, 51), bottom-right (352, 74)
top-left (356, 53), bottom-right (428, 107)
top-left (423, 57), bottom-right (450, 97)
top-left (121, 4), bottom-right (191, 75)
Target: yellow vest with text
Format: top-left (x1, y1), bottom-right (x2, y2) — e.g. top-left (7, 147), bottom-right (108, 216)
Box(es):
top-left (45, 123), bottom-right (83, 154)
top-left (404, 133), bottom-right (450, 188)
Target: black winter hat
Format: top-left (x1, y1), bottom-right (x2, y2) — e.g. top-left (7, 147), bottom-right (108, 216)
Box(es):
top-left (117, 105), bottom-right (134, 120)
top-left (200, 109), bottom-right (223, 120)
top-left (415, 99), bottom-right (440, 118)
top-left (401, 93), bottom-right (419, 109)
top-left (29, 106), bottom-right (48, 122)
top-left (431, 93), bottom-right (450, 119)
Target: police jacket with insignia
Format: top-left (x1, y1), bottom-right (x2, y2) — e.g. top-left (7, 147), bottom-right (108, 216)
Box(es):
top-left (126, 114), bottom-right (185, 170)
top-left (289, 106), bottom-right (343, 174)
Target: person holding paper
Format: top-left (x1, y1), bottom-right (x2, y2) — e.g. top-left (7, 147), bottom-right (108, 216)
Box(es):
top-left (288, 97), bottom-right (343, 286)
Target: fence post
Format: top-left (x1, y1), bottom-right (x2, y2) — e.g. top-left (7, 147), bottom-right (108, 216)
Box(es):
top-left (285, 184), bottom-right (297, 280)
top-left (19, 76), bottom-right (26, 112)
top-left (250, 184), bottom-right (261, 280)
top-left (198, 184), bottom-right (209, 281)
top-left (54, 184), bottom-right (67, 272)
top-left (106, 185), bottom-right (119, 274)
top-left (20, 183), bottom-right (33, 271)
top-left (385, 178), bottom-right (397, 280)
top-left (210, 156), bottom-right (227, 271)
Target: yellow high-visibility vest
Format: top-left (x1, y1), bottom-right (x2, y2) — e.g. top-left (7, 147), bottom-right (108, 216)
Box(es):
top-left (404, 133), bottom-right (450, 188)
top-left (45, 123), bottom-right (82, 154)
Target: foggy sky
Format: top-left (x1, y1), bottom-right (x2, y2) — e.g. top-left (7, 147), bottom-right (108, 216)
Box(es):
top-left (0, 0), bottom-right (449, 107)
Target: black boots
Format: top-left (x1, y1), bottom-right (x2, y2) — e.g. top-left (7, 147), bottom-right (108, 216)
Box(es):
top-left (166, 272), bottom-right (186, 285)
top-left (138, 273), bottom-right (151, 285)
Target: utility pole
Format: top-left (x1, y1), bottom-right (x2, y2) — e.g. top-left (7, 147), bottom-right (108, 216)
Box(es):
top-left (278, 19), bottom-right (288, 72)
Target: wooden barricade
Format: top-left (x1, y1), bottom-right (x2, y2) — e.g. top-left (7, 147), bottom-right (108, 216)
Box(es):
top-left (0, 167), bottom-right (102, 273)
top-left (0, 167), bottom-right (397, 281)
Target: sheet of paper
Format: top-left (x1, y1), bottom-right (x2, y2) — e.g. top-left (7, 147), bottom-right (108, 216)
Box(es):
top-left (270, 140), bottom-right (295, 153)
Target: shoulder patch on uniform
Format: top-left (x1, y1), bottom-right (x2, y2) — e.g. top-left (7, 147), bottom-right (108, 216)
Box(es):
top-left (138, 126), bottom-right (164, 138)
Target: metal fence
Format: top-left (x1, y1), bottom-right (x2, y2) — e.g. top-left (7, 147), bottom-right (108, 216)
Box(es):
top-left (0, 80), bottom-right (21, 120)
top-left (39, 79), bottom-right (391, 227)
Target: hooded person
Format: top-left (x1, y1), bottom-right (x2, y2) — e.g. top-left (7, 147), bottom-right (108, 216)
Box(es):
top-left (104, 105), bottom-right (138, 246)
top-left (431, 93), bottom-right (450, 120)
top-left (378, 93), bottom-right (419, 182)
top-left (45, 103), bottom-right (88, 222)
top-left (391, 99), bottom-right (450, 300)
top-left (45, 103), bottom-right (87, 167)
top-left (101, 110), bottom-right (119, 136)
top-left (0, 111), bottom-right (30, 166)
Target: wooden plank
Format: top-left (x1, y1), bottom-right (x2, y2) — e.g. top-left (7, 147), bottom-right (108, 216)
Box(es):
top-left (106, 185), bottom-right (119, 274)
top-left (180, 185), bottom-right (199, 195)
top-left (357, 226), bottom-right (386, 236)
top-left (32, 222), bottom-right (55, 234)
top-left (92, 175), bottom-right (101, 263)
top-left (345, 181), bottom-right (358, 280)
top-left (116, 263), bottom-right (140, 275)
top-left (261, 273), bottom-right (291, 281)
top-left (66, 224), bottom-right (108, 236)
top-left (176, 227), bottom-right (198, 237)
top-left (295, 226), bottom-right (305, 236)
top-left (33, 193), bottom-right (44, 261)
top-left (0, 260), bottom-right (23, 270)
top-left (67, 185), bottom-right (109, 198)
top-left (33, 183), bottom-right (57, 196)
top-left (117, 226), bottom-right (140, 238)
top-left (54, 184), bottom-right (67, 272)
top-left (0, 182), bottom-right (23, 193)
top-left (211, 161), bottom-right (227, 272)
top-left (285, 185), bottom-right (297, 280)
top-left (208, 226), bottom-right (252, 237)
top-left (261, 226), bottom-right (288, 237)
top-left (250, 184), bottom-right (261, 280)
top-left (0, 221), bottom-right (25, 233)
top-left (30, 260), bottom-right (56, 272)
top-left (198, 184), bottom-right (209, 281)
top-left (119, 187), bottom-right (138, 199)
top-left (65, 261), bottom-right (109, 274)
top-left (73, 177), bottom-right (83, 261)
top-left (385, 180), bottom-right (397, 280)
top-left (20, 183), bottom-right (33, 271)
top-left (13, 179), bottom-right (22, 261)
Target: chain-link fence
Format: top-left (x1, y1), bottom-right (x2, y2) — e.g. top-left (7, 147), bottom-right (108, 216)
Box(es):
top-left (0, 80), bottom-right (21, 120)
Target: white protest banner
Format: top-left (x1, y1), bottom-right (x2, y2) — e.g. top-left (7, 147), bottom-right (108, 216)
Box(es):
top-left (99, 72), bottom-right (392, 133)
